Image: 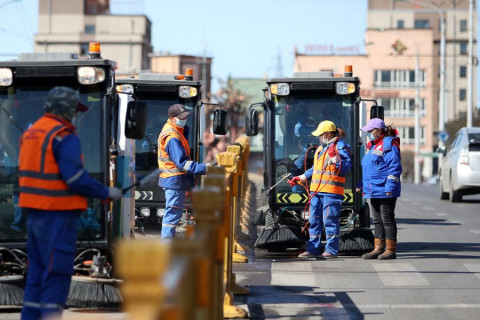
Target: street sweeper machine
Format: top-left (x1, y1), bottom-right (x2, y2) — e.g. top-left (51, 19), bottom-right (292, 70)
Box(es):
top-left (0, 43), bottom-right (148, 307)
top-left (246, 65), bottom-right (381, 255)
top-left (116, 70), bottom-right (204, 228)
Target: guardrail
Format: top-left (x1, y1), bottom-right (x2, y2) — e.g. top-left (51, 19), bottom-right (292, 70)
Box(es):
top-left (115, 137), bottom-right (254, 319)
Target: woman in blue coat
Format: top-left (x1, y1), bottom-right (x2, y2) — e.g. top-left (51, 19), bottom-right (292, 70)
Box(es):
top-left (358, 118), bottom-right (402, 260)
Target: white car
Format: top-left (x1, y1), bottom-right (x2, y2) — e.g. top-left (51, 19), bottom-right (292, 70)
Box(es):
top-left (439, 127), bottom-right (480, 202)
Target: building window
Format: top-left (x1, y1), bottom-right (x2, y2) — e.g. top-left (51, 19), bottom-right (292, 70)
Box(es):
top-left (80, 43), bottom-right (89, 56)
top-left (460, 42), bottom-right (468, 55)
top-left (414, 20), bottom-right (430, 29)
top-left (84, 25), bottom-right (95, 34)
top-left (459, 89), bottom-right (467, 101)
top-left (374, 69), bottom-right (426, 89)
top-left (459, 66), bottom-right (467, 78)
top-left (397, 126), bottom-right (426, 145)
top-left (460, 19), bottom-right (467, 32)
top-left (397, 20), bottom-right (404, 29)
top-left (379, 97), bottom-right (426, 118)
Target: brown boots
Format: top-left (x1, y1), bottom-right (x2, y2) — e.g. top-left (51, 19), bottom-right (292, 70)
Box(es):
top-left (362, 238), bottom-right (397, 260)
top-left (378, 239), bottom-right (396, 260)
top-left (362, 238), bottom-right (385, 259)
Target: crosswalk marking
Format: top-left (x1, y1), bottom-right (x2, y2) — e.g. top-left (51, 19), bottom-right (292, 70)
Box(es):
top-left (373, 263), bottom-right (429, 286)
top-left (464, 264), bottom-right (480, 280)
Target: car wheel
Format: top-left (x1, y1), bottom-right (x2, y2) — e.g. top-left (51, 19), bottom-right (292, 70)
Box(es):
top-left (439, 176), bottom-right (448, 200)
top-left (449, 174), bottom-right (462, 203)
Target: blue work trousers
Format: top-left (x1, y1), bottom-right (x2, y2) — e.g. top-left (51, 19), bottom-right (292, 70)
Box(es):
top-left (161, 189), bottom-right (186, 240)
top-left (21, 210), bottom-right (78, 320)
top-left (307, 193), bottom-right (343, 255)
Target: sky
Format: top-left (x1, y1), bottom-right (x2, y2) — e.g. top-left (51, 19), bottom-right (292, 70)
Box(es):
top-left (0, 0), bottom-right (479, 105)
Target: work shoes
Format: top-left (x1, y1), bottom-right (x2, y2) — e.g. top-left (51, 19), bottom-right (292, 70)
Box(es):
top-left (321, 252), bottom-right (337, 259)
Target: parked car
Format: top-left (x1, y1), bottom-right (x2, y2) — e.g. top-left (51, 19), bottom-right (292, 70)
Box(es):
top-left (439, 127), bottom-right (480, 202)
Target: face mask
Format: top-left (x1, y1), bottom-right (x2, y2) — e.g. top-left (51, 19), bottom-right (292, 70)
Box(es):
top-left (319, 135), bottom-right (329, 145)
top-left (175, 119), bottom-right (187, 127)
top-left (367, 132), bottom-right (375, 140)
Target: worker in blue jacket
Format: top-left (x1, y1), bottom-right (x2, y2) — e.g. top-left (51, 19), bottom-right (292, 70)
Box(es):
top-left (157, 104), bottom-right (209, 240)
top-left (19, 87), bottom-right (122, 320)
top-left (357, 118), bottom-right (402, 260)
top-left (288, 121), bottom-right (352, 259)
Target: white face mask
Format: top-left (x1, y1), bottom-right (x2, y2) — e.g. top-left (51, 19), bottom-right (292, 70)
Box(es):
top-left (175, 119), bottom-right (187, 127)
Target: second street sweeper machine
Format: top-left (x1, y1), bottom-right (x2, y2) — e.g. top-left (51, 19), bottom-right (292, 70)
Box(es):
top-left (116, 70), bottom-right (204, 230)
top-left (0, 43), bottom-right (147, 307)
top-left (246, 65), bottom-right (380, 255)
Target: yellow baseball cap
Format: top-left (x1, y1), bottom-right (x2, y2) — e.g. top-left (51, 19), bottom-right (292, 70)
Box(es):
top-left (311, 120), bottom-right (337, 136)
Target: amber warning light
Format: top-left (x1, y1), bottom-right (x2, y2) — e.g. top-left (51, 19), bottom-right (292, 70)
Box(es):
top-left (344, 65), bottom-right (353, 77)
top-left (89, 42), bottom-right (102, 59)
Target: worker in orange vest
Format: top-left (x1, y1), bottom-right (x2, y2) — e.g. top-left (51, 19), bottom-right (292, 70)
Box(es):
top-left (158, 104), bottom-right (209, 240)
top-left (19, 87), bottom-right (122, 320)
top-left (288, 120), bottom-right (352, 259)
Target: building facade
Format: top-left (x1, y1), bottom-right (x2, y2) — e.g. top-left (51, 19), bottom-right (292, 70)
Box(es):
top-left (368, 0), bottom-right (477, 122)
top-left (294, 0), bottom-right (477, 179)
top-left (150, 54), bottom-right (213, 96)
top-left (34, 0), bottom-right (152, 73)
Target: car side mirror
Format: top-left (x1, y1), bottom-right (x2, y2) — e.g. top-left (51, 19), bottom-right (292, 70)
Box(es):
top-left (245, 107), bottom-right (259, 136)
top-left (212, 109), bottom-right (228, 135)
top-left (125, 101), bottom-right (147, 139)
top-left (370, 105), bottom-right (384, 120)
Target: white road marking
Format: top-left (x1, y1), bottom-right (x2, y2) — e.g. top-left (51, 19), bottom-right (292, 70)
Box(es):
top-left (271, 261), bottom-right (315, 286)
top-left (422, 206), bottom-right (434, 210)
top-left (449, 220), bottom-right (463, 225)
top-left (436, 213), bottom-right (448, 216)
top-left (464, 264), bottom-right (480, 280)
top-left (469, 230), bottom-right (480, 234)
top-left (373, 263), bottom-right (429, 286)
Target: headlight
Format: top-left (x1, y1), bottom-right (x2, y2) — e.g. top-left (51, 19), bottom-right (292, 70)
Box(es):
top-left (156, 208), bottom-right (165, 217)
top-left (178, 86), bottom-right (198, 98)
top-left (0, 68), bottom-right (13, 86)
top-left (116, 84), bottom-right (134, 94)
top-left (140, 207), bottom-right (150, 217)
top-left (77, 67), bottom-right (105, 84)
top-left (270, 83), bottom-right (290, 96)
top-left (335, 82), bottom-right (356, 95)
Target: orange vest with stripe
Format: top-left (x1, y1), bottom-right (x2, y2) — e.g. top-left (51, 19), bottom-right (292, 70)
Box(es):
top-left (309, 142), bottom-right (347, 195)
top-left (157, 120), bottom-right (190, 179)
top-left (18, 114), bottom-right (88, 211)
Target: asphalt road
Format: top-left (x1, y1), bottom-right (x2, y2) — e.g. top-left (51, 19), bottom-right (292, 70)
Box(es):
top-left (233, 182), bottom-right (480, 319)
top-left (1, 182), bottom-right (479, 319)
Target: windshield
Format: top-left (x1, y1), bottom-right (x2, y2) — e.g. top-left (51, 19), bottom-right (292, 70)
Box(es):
top-left (134, 93), bottom-right (197, 175)
top-left (0, 83), bottom-right (107, 243)
top-left (272, 92), bottom-right (355, 197)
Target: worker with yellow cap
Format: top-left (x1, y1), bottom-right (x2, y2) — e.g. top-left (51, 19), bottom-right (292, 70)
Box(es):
top-left (288, 120), bottom-right (352, 259)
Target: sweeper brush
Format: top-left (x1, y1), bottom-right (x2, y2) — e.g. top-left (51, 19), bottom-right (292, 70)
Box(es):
top-left (0, 275), bottom-right (24, 306)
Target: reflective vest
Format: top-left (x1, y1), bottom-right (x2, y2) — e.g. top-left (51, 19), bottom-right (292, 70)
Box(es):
top-left (309, 141), bottom-right (347, 195)
top-left (158, 120), bottom-right (190, 179)
top-left (18, 114), bottom-right (87, 210)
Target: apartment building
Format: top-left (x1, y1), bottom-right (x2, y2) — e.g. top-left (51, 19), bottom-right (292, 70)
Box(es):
top-left (294, 0), bottom-right (476, 179)
top-left (34, 0), bottom-right (152, 73)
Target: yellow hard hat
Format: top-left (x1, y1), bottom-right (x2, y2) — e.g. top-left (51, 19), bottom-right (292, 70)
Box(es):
top-left (311, 120), bottom-right (336, 136)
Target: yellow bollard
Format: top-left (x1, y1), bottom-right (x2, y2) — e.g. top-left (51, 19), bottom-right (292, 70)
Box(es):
top-left (115, 240), bottom-right (171, 320)
top-left (192, 185), bottom-right (224, 320)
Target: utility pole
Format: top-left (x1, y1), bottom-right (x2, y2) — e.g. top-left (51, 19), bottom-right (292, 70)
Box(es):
top-left (414, 46), bottom-right (421, 185)
top-left (467, 0), bottom-right (474, 128)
